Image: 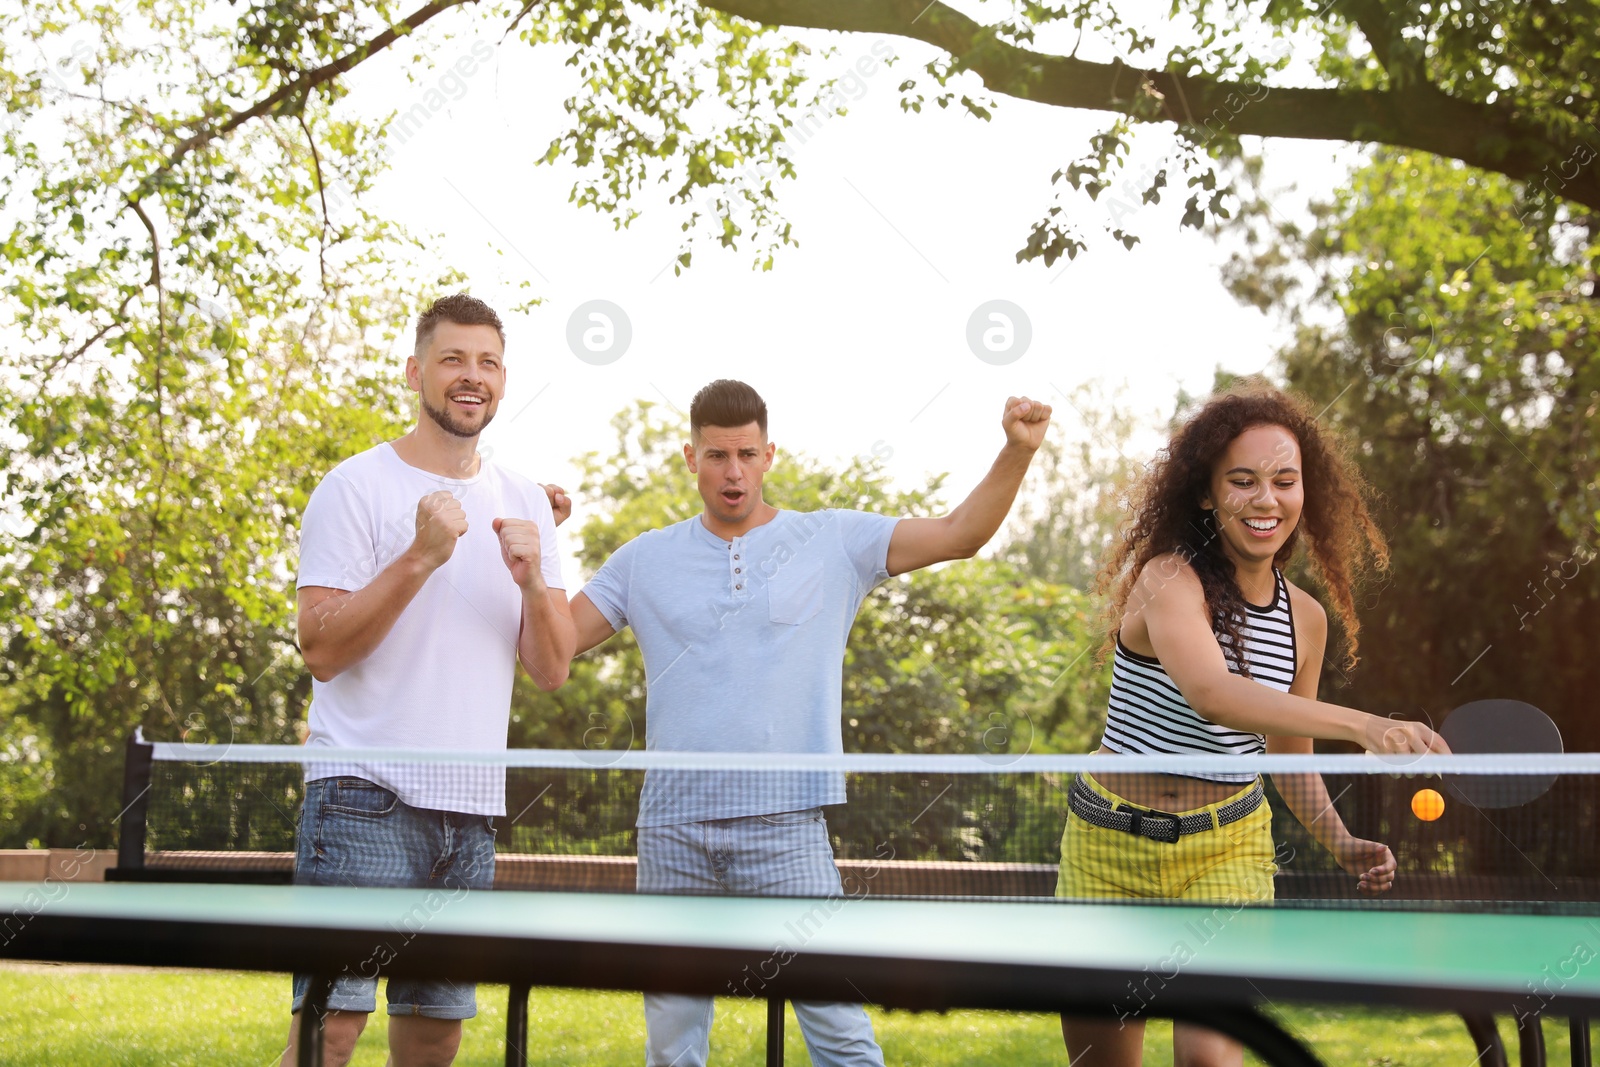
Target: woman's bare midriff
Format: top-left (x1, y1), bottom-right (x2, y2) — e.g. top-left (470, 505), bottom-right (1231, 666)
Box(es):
top-left (1090, 746), bottom-right (1245, 812)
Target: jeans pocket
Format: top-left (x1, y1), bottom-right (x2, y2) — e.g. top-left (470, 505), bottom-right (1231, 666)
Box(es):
top-left (756, 807), bottom-right (823, 826)
top-left (323, 777), bottom-right (400, 818)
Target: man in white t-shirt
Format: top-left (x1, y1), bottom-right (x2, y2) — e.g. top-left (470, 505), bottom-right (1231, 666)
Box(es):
top-left (570, 379), bottom-right (1052, 1067)
top-left (280, 293), bottom-right (574, 1067)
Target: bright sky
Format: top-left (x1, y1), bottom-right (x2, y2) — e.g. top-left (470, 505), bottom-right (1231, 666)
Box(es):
top-left (324, 13), bottom-right (1355, 577)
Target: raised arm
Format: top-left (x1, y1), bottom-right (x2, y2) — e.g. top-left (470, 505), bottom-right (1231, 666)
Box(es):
top-left (1139, 556), bottom-right (1446, 755)
top-left (298, 490), bottom-right (463, 682)
top-left (885, 396), bottom-right (1052, 577)
top-left (1267, 591), bottom-right (1397, 892)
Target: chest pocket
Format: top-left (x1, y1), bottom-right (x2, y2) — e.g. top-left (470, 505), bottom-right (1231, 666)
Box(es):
top-left (768, 559), bottom-right (825, 625)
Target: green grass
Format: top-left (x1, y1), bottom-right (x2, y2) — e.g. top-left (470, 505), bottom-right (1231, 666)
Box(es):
top-left (0, 964), bottom-right (1585, 1065)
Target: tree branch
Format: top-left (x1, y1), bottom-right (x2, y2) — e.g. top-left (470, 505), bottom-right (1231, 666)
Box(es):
top-left (146, 0), bottom-right (477, 188)
top-left (296, 113), bottom-right (331, 289)
top-left (45, 292), bottom-right (136, 377)
top-left (127, 194), bottom-right (170, 612)
top-left (1339, 0), bottom-right (1399, 76)
top-left (704, 0), bottom-right (1600, 211)
top-left (126, 196), bottom-right (165, 366)
top-left (503, 0), bottom-right (543, 40)
top-left (126, 195), bottom-right (169, 464)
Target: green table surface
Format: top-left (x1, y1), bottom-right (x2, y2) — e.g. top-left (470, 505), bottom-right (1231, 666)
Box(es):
top-left (4, 883), bottom-right (1599, 1012)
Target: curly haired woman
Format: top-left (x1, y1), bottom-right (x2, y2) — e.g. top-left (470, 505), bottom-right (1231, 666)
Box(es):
top-left (1058, 381), bottom-right (1447, 1067)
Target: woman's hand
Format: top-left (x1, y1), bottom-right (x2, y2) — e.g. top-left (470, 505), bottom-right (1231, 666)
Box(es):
top-left (1359, 716), bottom-right (1450, 755)
top-left (1333, 835), bottom-right (1397, 893)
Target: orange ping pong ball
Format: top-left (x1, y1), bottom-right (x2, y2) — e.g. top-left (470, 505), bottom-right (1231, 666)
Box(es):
top-left (1411, 788), bottom-right (1445, 821)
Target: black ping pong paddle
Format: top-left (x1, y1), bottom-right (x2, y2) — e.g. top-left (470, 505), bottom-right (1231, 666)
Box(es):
top-left (1438, 698), bottom-right (1562, 808)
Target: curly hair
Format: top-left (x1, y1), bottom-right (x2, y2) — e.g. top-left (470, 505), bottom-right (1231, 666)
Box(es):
top-left (1097, 380), bottom-right (1388, 675)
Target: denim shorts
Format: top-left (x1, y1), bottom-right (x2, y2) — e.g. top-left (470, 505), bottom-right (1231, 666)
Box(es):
top-left (289, 776), bottom-right (497, 1019)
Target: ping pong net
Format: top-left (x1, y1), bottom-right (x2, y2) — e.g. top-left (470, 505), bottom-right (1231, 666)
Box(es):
top-left (113, 733), bottom-right (1600, 913)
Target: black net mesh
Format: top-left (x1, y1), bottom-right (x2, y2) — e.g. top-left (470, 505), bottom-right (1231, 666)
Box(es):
top-left (126, 749), bottom-right (1600, 913)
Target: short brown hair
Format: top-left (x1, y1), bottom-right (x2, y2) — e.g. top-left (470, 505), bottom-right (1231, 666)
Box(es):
top-left (415, 293), bottom-right (505, 354)
top-left (690, 379), bottom-right (767, 438)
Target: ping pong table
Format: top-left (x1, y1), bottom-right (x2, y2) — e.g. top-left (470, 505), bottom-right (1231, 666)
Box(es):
top-left (3, 882), bottom-right (1597, 1067)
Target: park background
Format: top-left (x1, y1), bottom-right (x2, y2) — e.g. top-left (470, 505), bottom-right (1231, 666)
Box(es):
top-left (2, 2), bottom-right (1599, 1062)
top-left (1, 0), bottom-right (1599, 934)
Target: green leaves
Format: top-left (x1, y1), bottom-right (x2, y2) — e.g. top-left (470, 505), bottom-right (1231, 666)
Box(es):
top-left (0, 0), bottom-right (433, 846)
top-left (528, 0), bottom-right (808, 271)
top-left (1223, 148), bottom-right (1600, 751)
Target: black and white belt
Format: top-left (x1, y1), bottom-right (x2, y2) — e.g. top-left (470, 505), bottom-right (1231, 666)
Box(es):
top-left (1067, 775), bottom-right (1264, 845)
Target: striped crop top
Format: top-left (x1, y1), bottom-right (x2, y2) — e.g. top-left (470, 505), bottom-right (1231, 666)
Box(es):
top-left (1100, 568), bottom-right (1298, 783)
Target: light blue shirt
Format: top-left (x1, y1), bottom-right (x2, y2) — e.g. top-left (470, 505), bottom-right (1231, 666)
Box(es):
top-left (582, 508), bottom-right (899, 825)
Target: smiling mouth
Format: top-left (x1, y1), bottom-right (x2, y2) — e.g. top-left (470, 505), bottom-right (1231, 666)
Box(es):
top-left (450, 393), bottom-right (487, 407)
top-left (1241, 517), bottom-right (1281, 536)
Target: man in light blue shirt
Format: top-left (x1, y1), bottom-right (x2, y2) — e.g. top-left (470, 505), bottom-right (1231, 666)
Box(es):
top-left (571, 379), bottom-right (1051, 1067)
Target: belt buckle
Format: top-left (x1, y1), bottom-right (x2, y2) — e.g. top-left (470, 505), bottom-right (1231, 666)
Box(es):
top-left (1129, 808), bottom-right (1182, 844)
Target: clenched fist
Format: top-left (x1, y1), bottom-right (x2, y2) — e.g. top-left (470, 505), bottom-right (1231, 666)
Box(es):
top-left (412, 491), bottom-right (467, 570)
top-left (494, 517), bottom-right (545, 594)
top-left (1002, 396), bottom-right (1053, 452)
top-left (540, 483), bottom-right (572, 527)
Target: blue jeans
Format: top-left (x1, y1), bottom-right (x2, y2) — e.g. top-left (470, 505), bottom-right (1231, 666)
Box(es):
top-left (289, 776), bottom-right (496, 1019)
top-left (637, 809), bottom-right (885, 1067)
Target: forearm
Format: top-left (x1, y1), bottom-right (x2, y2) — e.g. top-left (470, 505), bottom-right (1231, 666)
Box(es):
top-left (298, 551), bottom-right (434, 681)
top-left (1191, 674), bottom-right (1369, 746)
top-left (941, 441), bottom-right (1037, 556)
top-left (517, 586), bottom-right (576, 691)
top-left (1270, 772), bottom-right (1356, 854)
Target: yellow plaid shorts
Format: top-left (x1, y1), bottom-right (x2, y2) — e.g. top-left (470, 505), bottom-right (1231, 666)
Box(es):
top-left (1055, 772), bottom-right (1277, 904)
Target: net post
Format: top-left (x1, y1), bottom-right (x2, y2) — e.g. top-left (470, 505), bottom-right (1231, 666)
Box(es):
top-left (765, 997), bottom-right (784, 1067)
top-left (116, 728), bottom-right (155, 871)
top-left (1570, 1017), bottom-right (1590, 1067)
top-left (505, 981), bottom-right (531, 1067)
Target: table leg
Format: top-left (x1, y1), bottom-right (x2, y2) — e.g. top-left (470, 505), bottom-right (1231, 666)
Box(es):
top-left (1462, 1013), bottom-right (1509, 1067)
top-left (1572, 1017), bottom-right (1591, 1067)
top-left (297, 975), bottom-right (333, 1067)
top-left (505, 982), bottom-right (531, 1067)
top-left (1189, 1007), bottom-right (1325, 1067)
top-left (766, 997), bottom-right (785, 1067)
top-left (1518, 1011), bottom-right (1547, 1067)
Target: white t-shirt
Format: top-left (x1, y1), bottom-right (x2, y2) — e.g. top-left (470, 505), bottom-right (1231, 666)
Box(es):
top-left (296, 442), bottom-right (564, 815)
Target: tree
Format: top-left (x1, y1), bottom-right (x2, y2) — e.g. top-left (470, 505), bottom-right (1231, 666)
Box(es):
top-left (2, 1), bottom-right (446, 846)
top-left (688, 0), bottom-right (1600, 262)
top-left (1221, 149), bottom-right (1600, 751)
top-left (0, 302), bottom-right (415, 848)
top-left (7, 0), bottom-right (1600, 324)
